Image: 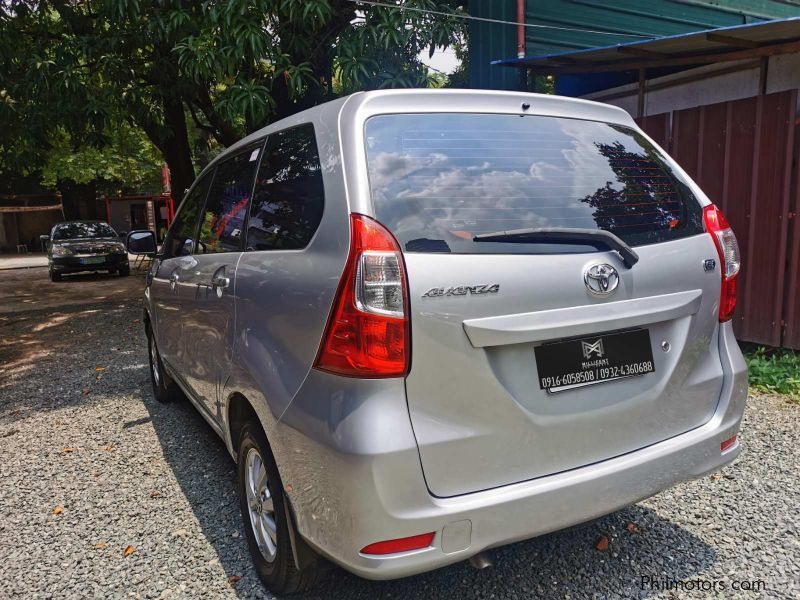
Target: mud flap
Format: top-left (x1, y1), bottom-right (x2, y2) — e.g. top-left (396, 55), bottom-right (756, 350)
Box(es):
top-left (284, 492), bottom-right (323, 571)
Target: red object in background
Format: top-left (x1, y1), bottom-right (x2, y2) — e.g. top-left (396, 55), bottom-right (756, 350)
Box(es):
top-left (161, 163), bottom-right (171, 194)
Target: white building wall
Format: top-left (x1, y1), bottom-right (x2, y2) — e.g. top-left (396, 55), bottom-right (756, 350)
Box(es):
top-left (583, 54), bottom-right (800, 116)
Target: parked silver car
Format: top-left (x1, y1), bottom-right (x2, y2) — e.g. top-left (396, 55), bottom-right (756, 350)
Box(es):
top-left (128, 90), bottom-right (747, 594)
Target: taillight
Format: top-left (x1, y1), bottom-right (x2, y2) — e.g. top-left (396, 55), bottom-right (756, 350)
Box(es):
top-left (703, 204), bottom-right (741, 322)
top-left (314, 213), bottom-right (410, 377)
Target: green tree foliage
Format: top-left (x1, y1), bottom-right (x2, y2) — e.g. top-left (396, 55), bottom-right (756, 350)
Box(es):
top-left (41, 124), bottom-right (163, 195)
top-left (1, 1), bottom-right (466, 197)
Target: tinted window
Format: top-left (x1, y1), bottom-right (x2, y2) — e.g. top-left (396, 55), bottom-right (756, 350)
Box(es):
top-left (53, 222), bottom-right (117, 240)
top-left (247, 124), bottom-right (324, 251)
top-left (365, 113), bottom-right (703, 254)
top-left (197, 146), bottom-right (261, 254)
top-left (164, 171), bottom-right (212, 258)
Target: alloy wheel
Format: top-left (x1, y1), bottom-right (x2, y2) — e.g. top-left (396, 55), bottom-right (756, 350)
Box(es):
top-left (245, 447), bottom-right (277, 562)
top-left (149, 335), bottom-right (161, 387)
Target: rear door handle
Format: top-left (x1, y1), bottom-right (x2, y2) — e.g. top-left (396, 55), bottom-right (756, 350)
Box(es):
top-left (212, 275), bottom-right (230, 289)
top-left (169, 272), bottom-right (179, 290)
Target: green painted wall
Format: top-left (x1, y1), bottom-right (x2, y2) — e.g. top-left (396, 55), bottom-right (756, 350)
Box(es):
top-left (468, 0), bottom-right (800, 90)
top-left (468, 0), bottom-right (524, 90)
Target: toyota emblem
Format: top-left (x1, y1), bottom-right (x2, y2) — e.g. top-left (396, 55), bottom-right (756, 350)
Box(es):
top-left (584, 263), bottom-right (619, 295)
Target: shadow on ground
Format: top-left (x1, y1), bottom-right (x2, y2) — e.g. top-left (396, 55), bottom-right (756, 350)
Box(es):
top-left (0, 268), bottom-right (146, 408)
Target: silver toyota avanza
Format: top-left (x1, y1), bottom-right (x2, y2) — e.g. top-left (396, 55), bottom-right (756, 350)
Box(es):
top-left (127, 90), bottom-right (747, 593)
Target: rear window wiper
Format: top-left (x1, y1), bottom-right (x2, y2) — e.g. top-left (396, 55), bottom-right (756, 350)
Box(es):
top-left (473, 227), bottom-right (639, 269)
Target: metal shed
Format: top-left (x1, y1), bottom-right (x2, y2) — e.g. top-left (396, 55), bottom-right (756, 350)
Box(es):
top-left (468, 0), bottom-right (800, 91)
top-left (487, 17), bottom-right (800, 349)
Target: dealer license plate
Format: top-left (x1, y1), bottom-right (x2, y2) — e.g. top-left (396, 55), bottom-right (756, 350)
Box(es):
top-left (534, 329), bottom-right (655, 392)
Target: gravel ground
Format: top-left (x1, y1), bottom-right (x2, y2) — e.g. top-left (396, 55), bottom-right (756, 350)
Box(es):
top-left (0, 267), bottom-right (798, 599)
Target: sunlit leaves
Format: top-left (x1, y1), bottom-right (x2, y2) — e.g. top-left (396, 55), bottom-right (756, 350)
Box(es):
top-left (40, 124), bottom-right (163, 192)
top-left (175, 34), bottom-right (221, 81)
top-left (217, 81), bottom-right (274, 125)
top-left (1, 0), bottom-right (465, 195)
top-left (334, 0), bottom-right (465, 94)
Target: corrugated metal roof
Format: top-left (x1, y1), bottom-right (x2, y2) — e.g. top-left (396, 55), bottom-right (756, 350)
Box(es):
top-left (520, 0), bottom-right (800, 56)
top-left (493, 16), bottom-right (800, 73)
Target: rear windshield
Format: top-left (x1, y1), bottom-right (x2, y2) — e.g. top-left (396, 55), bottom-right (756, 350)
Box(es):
top-left (365, 113), bottom-right (703, 254)
top-left (53, 222), bottom-right (117, 240)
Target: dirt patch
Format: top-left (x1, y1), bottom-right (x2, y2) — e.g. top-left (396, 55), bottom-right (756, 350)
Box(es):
top-left (0, 266), bottom-right (146, 314)
top-left (0, 267), bottom-right (146, 381)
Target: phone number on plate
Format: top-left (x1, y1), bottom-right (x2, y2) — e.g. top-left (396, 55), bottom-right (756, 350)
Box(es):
top-left (540, 361), bottom-right (654, 389)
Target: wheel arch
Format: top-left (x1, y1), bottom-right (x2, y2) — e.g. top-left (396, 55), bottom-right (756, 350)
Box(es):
top-left (227, 392), bottom-right (261, 457)
top-left (226, 391), bottom-right (321, 572)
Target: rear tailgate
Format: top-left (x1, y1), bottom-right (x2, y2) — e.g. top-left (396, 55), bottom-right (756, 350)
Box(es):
top-left (403, 239), bottom-right (722, 497)
top-left (364, 111), bottom-right (724, 497)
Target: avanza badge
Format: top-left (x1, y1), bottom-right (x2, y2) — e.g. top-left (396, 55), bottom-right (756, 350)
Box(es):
top-left (422, 284), bottom-right (500, 298)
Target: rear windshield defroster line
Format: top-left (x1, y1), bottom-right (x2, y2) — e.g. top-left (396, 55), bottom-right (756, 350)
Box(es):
top-left (364, 113), bottom-right (703, 255)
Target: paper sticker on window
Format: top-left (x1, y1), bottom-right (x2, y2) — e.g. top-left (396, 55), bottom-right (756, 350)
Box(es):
top-left (249, 149), bottom-right (260, 162)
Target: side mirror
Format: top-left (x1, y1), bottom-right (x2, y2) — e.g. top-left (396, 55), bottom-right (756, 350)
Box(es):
top-left (39, 234), bottom-right (50, 251)
top-left (127, 230), bottom-right (157, 255)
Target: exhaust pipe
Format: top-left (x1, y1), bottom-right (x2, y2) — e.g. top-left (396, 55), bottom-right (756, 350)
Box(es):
top-left (469, 551), bottom-right (493, 570)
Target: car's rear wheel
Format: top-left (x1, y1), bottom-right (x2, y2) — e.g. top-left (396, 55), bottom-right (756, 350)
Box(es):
top-left (146, 323), bottom-right (178, 403)
top-left (237, 423), bottom-right (321, 594)
top-left (119, 265), bottom-right (130, 277)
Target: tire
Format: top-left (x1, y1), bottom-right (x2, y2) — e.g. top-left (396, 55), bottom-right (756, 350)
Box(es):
top-left (146, 323), bottom-right (179, 403)
top-left (237, 423), bottom-right (322, 594)
top-left (49, 269), bottom-right (61, 282)
top-left (119, 265), bottom-right (130, 277)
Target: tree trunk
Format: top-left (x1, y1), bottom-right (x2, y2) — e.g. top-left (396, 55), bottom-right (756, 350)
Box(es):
top-left (135, 97), bottom-right (196, 203)
top-left (57, 179), bottom-right (98, 220)
top-left (161, 98), bottom-right (196, 201)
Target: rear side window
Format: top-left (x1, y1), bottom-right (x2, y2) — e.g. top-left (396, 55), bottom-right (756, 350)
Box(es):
top-left (197, 145), bottom-right (262, 254)
top-left (365, 113), bottom-right (703, 254)
top-left (246, 124), bottom-right (324, 251)
top-left (164, 171), bottom-right (212, 258)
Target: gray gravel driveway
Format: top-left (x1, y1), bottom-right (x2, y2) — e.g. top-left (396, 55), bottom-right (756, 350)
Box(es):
top-left (0, 267), bottom-right (798, 599)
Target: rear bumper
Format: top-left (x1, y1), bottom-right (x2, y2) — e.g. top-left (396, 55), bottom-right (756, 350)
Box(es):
top-left (50, 254), bottom-right (128, 272)
top-left (275, 322), bottom-right (747, 580)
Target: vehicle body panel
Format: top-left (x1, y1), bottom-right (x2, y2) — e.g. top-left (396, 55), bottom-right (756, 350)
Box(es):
top-left (223, 97), bottom-right (351, 431)
top-left (139, 90), bottom-right (747, 582)
top-left (271, 321), bottom-right (745, 580)
top-left (177, 253), bottom-right (241, 422)
top-left (402, 235), bottom-right (723, 496)
top-left (338, 90), bottom-right (724, 497)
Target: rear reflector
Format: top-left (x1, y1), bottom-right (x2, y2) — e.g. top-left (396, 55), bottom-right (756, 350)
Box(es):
top-left (720, 435), bottom-right (738, 453)
top-left (703, 204), bottom-right (741, 322)
top-left (360, 532), bottom-right (435, 555)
